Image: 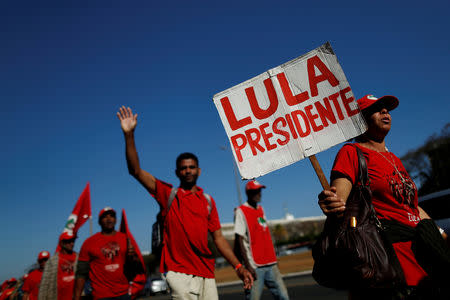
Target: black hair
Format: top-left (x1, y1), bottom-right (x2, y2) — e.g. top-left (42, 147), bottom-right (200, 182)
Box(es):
top-left (176, 152), bottom-right (199, 169)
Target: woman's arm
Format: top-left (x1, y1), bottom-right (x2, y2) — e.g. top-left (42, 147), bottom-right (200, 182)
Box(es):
top-left (318, 177), bottom-right (353, 217)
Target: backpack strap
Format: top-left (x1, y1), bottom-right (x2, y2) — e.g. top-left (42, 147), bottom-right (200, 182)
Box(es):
top-left (203, 193), bottom-right (212, 215)
top-left (168, 187), bottom-right (212, 215)
top-left (167, 187), bottom-right (178, 210)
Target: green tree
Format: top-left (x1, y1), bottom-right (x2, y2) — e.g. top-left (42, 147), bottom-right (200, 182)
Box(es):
top-left (272, 224), bottom-right (289, 245)
top-left (401, 123), bottom-right (450, 195)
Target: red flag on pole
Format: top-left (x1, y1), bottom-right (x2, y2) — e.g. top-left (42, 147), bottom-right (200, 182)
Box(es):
top-left (64, 182), bottom-right (92, 235)
top-left (120, 209), bottom-right (147, 299)
top-left (57, 182), bottom-right (92, 252)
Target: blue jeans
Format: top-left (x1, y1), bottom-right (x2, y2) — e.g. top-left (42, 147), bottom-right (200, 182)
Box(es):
top-left (245, 265), bottom-right (289, 300)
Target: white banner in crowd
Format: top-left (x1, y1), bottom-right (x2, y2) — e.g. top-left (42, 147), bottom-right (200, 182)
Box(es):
top-left (213, 42), bottom-right (367, 179)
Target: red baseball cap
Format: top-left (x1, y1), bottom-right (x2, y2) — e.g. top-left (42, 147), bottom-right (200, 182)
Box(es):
top-left (98, 206), bottom-right (116, 220)
top-left (245, 180), bottom-right (266, 191)
top-left (38, 251), bottom-right (50, 261)
top-left (8, 278), bottom-right (17, 284)
top-left (357, 94), bottom-right (399, 112)
top-left (59, 231), bottom-right (76, 242)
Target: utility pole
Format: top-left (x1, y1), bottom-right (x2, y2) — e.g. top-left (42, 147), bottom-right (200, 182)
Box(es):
top-left (220, 146), bottom-right (243, 205)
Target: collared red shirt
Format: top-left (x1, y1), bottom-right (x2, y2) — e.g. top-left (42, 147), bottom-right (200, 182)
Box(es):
top-left (153, 179), bottom-right (221, 278)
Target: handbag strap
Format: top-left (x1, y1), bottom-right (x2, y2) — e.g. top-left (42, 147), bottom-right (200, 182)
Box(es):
top-left (355, 145), bottom-right (369, 187)
top-left (353, 145), bottom-right (383, 229)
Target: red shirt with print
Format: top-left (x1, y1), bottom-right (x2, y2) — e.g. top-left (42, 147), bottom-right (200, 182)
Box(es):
top-left (57, 252), bottom-right (76, 300)
top-left (22, 269), bottom-right (43, 300)
top-left (153, 180), bottom-right (221, 278)
top-left (331, 144), bottom-right (427, 286)
top-left (78, 232), bottom-right (129, 299)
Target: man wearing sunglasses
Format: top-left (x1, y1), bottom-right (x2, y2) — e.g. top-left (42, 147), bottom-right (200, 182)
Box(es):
top-left (38, 232), bottom-right (77, 300)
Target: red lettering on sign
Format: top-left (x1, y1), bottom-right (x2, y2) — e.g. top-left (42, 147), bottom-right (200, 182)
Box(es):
top-left (328, 92), bottom-right (345, 120)
top-left (272, 117), bottom-right (290, 146)
top-left (220, 97), bottom-right (252, 131)
top-left (245, 78), bottom-right (279, 120)
top-left (307, 55), bottom-right (339, 97)
top-left (291, 110), bottom-right (311, 138)
top-left (340, 87), bottom-right (358, 117)
top-left (305, 104), bottom-right (323, 132)
top-left (245, 128), bottom-right (265, 156)
top-left (230, 134), bottom-right (247, 162)
top-left (315, 97), bottom-right (337, 127)
top-left (277, 72), bottom-right (309, 106)
top-left (260, 123), bottom-right (277, 151)
top-left (285, 114), bottom-right (298, 139)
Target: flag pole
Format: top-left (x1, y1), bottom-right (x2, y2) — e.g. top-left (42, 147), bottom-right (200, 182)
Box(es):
top-left (89, 217), bottom-right (93, 236)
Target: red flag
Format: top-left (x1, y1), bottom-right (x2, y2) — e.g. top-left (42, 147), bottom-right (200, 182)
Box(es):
top-left (64, 182), bottom-right (92, 235)
top-left (120, 209), bottom-right (147, 299)
top-left (57, 183), bottom-right (92, 252)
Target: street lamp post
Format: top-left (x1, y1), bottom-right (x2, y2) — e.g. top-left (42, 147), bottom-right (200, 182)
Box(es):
top-left (220, 146), bottom-right (243, 206)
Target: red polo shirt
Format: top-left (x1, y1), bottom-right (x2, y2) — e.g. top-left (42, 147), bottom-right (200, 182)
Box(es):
top-left (153, 180), bottom-right (221, 278)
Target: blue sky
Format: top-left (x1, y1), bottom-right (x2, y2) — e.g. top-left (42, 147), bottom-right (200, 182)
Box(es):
top-left (1, 0), bottom-right (449, 281)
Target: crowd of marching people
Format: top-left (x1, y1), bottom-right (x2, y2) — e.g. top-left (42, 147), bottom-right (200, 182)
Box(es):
top-left (2, 94), bottom-right (450, 300)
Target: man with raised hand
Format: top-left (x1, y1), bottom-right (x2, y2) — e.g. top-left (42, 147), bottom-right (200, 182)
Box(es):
top-left (38, 232), bottom-right (77, 300)
top-left (234, 180), bottom-right (289, 300)
top-left (74, 207), bottom-right (134, 300)
top-left (117, 106), bottom-right (253, 300)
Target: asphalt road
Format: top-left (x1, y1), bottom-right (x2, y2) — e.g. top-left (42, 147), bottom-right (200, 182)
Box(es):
top-left (137, 272), bottom-right (348, 300)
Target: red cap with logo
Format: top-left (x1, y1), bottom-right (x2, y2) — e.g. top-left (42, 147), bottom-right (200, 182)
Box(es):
top-left (357, 94), bottom-right (399, 112)
top-left (98, 206), bottom-right (116, 220)
top-left (245, 180), bottom-right (266, 191)
top-left (8, 278), bottom-right (17, 284)
top-left (38, 251), bottom-right (50, 261)
top-left (59, 231), bottom-right (76, 241)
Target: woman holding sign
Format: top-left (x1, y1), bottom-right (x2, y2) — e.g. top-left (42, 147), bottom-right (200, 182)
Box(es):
top-left (317, 95), bottom-right (450, 299)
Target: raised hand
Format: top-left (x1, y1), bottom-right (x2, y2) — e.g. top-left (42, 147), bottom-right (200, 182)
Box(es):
top-left (117, 106), bottom-right (137, 133)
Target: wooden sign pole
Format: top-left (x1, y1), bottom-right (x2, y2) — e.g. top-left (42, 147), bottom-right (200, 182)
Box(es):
top-left (308, 155), bottom-right (330, 190)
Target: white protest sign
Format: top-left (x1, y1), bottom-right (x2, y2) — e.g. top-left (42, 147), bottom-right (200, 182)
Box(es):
top-left (213, 42), bottom-right (367, 179)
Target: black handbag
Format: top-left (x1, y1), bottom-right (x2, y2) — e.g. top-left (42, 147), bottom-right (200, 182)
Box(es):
top-left (312, 145), bottom-right (405, 289)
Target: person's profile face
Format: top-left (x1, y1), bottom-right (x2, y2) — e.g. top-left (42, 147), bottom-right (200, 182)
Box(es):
top-left (176, 158), bottom-right (201, 185)
top-left (38, 258), bottom-right (48, 269)
top-left (247, 189), bottom-right (262, 203)
top-left (60, 238), bottom-right (76, 252)
top-left (365, 104), bottom-right (391, 135)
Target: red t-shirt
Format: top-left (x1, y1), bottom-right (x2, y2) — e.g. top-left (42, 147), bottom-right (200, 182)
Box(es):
top-left (331, 144), bottom-right (427, 286)
top-left (153, 180), bottom-right (221, 278)
top-left (0, 287), bottom-right (15, 300)
top-left (57, 252), bottom-right (76, 300)
top-left (22, 269), bottom-right (43, 300)
top-left (78, 232), bottom-right (129, 299)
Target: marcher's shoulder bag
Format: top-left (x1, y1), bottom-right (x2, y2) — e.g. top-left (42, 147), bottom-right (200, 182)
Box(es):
top-left (312, 145), bottom-right (405, 289)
